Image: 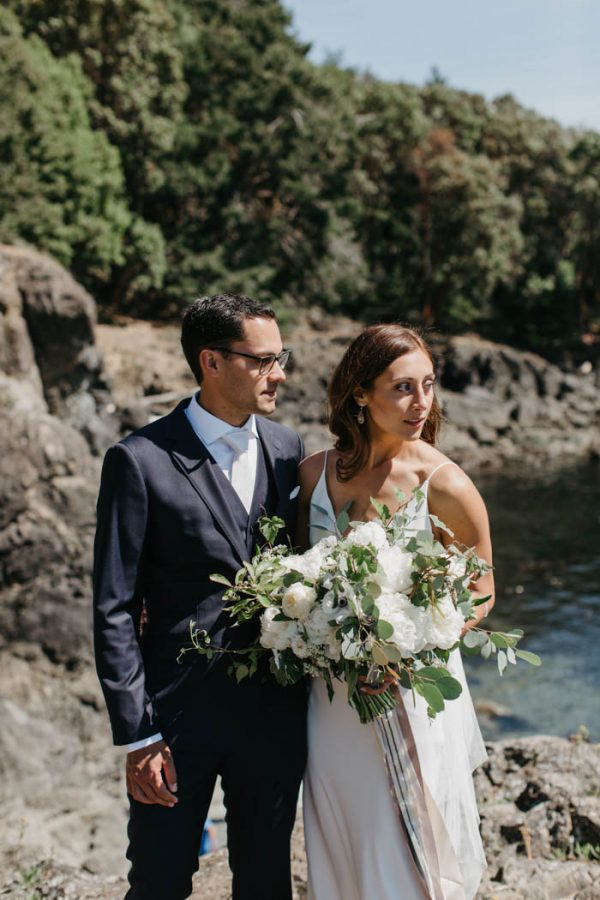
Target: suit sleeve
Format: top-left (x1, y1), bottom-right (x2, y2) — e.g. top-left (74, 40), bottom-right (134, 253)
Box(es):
top-left (93, 443), bottom-right (158, 746)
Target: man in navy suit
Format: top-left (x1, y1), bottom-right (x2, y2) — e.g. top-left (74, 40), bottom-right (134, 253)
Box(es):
top-left (93, 295), bottom-right (307, 899)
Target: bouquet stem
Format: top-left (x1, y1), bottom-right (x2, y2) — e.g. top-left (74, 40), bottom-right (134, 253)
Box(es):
top-left (350, 685), bottom-right (399, 724)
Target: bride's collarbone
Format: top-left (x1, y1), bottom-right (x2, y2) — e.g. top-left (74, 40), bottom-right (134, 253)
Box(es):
top-left (330, 484), bottom-right (417, 521)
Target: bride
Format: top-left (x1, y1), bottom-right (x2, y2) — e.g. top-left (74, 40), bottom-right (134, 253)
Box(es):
top-left (296, 324), bottom-right (495, 900)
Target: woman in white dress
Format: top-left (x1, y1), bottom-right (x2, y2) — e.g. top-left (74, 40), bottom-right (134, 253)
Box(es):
top-left (296, 325), bottom-right (495, 900)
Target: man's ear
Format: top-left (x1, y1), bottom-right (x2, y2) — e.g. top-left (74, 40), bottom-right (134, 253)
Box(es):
top-left (199, 348), bottom-right (220, 379)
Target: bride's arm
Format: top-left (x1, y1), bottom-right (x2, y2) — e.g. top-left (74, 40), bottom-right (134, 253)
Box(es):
top-left (295, 451), bottom-right (328, 552)
top-left (428, 464), bottom-right (495, 632)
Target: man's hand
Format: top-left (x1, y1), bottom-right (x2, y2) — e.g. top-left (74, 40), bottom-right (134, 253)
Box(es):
top-left (126, 740), bottom-right (178, 807)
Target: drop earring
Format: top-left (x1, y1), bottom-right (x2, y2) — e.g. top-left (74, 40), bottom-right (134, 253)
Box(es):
top-left (357, 405), bottom-right (365, 425)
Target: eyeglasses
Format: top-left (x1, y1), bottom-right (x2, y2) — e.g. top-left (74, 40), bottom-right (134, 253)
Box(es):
top-left (212, 347), bottom-right (291, 375)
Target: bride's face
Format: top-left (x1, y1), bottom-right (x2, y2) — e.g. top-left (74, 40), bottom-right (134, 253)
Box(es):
top-left (355, 349), bottom-right (436, 441)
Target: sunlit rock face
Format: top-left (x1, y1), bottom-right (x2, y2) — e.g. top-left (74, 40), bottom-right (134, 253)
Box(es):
top-left (0, 246), bottom-right (125, 880)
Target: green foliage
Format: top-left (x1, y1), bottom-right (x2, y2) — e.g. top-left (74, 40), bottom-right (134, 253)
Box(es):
top-left (0, 8), bottom-right (131, 287)
top-left (2, 0), bottom-right (600, 355)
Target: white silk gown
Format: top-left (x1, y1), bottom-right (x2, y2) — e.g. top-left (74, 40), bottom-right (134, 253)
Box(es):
top-left (303, 459), bottom-right (487, 900)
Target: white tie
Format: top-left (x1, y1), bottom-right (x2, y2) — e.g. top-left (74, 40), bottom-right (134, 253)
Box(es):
top-left (221, 430), bottom-right (255, 513)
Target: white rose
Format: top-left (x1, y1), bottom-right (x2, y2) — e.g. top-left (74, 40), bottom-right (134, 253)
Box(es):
top-left (259, 607), bottom-right (298, 651)
top-left (344, 521), bottom-right (387, 551)
top-left (423, 594), bottom-right (465, 650)
top-left (373, 546), bottom-right (414, 593)
top-left (282, 583), bottom-right (317, 621)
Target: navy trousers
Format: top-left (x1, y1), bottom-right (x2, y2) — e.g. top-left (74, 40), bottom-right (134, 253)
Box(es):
top-left (125, 666), bottom-right (307, 900)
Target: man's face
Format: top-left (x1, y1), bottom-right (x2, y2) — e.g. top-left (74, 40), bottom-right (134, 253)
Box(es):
top-left (203, 316), bottom-right (287, 422)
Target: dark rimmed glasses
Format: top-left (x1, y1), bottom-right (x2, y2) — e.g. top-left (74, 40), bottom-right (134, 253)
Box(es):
top-left (212, 347), bottom-right (291, 375)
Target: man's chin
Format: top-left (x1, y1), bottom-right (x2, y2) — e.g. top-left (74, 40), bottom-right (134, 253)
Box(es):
top-left (257, 394), bottom-right (277, 415)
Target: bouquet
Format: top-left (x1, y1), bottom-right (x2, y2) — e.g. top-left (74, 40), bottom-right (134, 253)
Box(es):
top-left (180, 489), bottom-right (540, 724)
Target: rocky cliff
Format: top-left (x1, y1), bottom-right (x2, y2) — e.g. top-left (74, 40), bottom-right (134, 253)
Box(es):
top-left (1, 247), bottom-right (599, 897)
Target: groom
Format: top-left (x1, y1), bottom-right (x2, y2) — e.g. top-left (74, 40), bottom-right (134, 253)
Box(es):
top-left (93, 295), bottom-right (307, 899)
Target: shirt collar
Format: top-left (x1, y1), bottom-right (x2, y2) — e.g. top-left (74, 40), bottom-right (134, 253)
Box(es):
top-left (186, 392), bottom-right (257, 446)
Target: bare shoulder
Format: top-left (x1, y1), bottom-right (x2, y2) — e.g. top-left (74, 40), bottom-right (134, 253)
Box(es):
top-left (429, 460), bottom-right (479, 499)
top-left (428, 460), bottom-right (489, 536)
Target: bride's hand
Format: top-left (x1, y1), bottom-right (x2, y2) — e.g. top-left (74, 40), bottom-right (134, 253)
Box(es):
top-left (358, 670), bottom-right (398, 696)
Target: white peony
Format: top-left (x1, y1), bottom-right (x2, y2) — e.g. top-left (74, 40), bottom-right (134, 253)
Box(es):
top-left (344, 521), bottom-right (388, 551)
top-left (403, 603), bottom-right (429, 655)
top-left (376, 592), bottom-right (421, 657)
top-left (259, 607), bottom-right (298, 651)
top-left (280, 541), bottom-right (329, 580)
top-left (282, 583), bottom-right (317, 621)
top-left (373, 546), bottom-right (414, 593)
top-left (304, 605), bottom-right (342, 661)
top-left (305, 606), bottom-right (337, 643)
top-left (423, 594), bottom-right (465, 650)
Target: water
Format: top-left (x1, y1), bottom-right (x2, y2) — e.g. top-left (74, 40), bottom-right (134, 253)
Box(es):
top-left (464, 460), bottom-right (600, 741)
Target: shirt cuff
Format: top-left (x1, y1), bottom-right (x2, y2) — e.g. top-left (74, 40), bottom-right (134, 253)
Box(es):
top-left (126, 732), bottom-right (164, 752)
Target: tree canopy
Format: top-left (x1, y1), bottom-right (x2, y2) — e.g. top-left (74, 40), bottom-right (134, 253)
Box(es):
top-left (1, 0), bottom-right (599, 359)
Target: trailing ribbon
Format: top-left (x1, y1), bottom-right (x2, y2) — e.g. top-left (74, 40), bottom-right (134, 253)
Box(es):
top-left (373, 695), bottom-right (466, 900)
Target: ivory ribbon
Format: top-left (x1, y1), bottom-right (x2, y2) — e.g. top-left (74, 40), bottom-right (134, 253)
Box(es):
top-left (373, 697), bottom-right (466, 900)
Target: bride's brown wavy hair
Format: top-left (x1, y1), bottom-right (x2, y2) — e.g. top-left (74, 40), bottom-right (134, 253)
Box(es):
top-left (328, 324), bottom-right (442, 482)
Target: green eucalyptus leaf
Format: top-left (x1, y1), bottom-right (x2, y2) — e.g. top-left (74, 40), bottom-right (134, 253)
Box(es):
top-left (497, 650), bottom-right (508, 676)
top-left (481, 640), bottom-right (493, 659)
top-left (376, 619), bottom-right (394, 640)
top-left (235, 664), bottom-right (249, 683)
top-left (370, 497), bottom-right (391, 522)
top-left (372, 643), bottom-right (389, 666)
top-left (210, 573), bottom-right (232, 587)
top-left (415, 681), bottom-right (445, 713)
top-left (461, 629), bottom-right (486, 648)
top-left (515, 649), bottom-right (542, 666)
top-left (490, 633), bottom-right (509, 649)
top-left (428, 514), bottom-right (455, 536)
top-left (366, 580), bottom-right (382, 599)
top-left (415, 665), bottom-right (447, 680)
top-left (382, 644), bottom-right (403, 663)
top-left (346, 666), bottom-right (358, 702)
top-left (399, 669), bottom-right (412, 689)
top-left (436, 676), bottom-right (463, 700)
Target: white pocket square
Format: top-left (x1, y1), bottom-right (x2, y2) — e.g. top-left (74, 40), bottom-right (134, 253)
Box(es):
top-left (289, 485), bottom-right (300, 500)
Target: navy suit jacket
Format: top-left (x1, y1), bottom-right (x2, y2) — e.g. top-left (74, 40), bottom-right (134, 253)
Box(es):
top-left (92, 399), bottom-right (303, 745)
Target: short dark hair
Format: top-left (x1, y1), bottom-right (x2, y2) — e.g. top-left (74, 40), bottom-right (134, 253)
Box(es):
top-left (181, 294), bottom-right (276, 384)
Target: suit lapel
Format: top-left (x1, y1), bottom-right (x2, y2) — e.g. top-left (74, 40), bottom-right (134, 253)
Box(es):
top-left (255, 417), bottom-right (286, 517)
top-left (166, 401), bottom-right (248, 565)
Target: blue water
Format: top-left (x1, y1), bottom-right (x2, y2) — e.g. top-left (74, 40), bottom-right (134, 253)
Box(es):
top-left (464, 461), bottom-right (600, 741)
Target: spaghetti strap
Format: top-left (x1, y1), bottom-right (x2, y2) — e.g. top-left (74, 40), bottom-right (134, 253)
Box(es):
top-left (321, 449), bottom-right (329, 475)
top-left (423, 460), bottom-right (456, 494)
